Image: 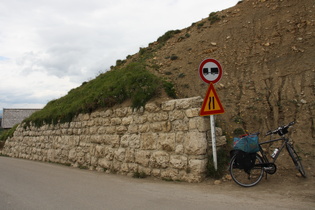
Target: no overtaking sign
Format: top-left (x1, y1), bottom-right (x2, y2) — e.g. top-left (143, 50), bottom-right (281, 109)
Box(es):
top-left (198, 58), bottom-right (223, 84)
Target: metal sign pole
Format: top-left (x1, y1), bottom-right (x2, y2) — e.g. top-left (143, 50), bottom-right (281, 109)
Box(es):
top-left (210, 115), bottom-right (217, 171)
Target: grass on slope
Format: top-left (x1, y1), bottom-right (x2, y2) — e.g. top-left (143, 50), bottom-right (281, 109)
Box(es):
top-left (23, 62), bottom-right (176, 128)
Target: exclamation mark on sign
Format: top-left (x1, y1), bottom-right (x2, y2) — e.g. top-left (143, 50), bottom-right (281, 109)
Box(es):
top-left (209, 96), bottom-right (215, 110)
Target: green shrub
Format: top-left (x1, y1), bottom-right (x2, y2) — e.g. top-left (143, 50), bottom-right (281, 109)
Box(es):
top-left (0, 124), bottom-right (18, 141)
top-left (157, 30), bottom-right (181, 44)
top-left (233, 128), bottom-right (245, 136)
top-left (208, 12), bottom-right (221, 24)
top-left (178, 73), bottom-right (186, 78)
top-left (206, 146), bottom-right (230, 179)
top-left (170, 55), bottom-right (178, 60)
top-left (133, 171), bottom-right (147, 178)
top-left (197, 22), bottom-right (204, 29)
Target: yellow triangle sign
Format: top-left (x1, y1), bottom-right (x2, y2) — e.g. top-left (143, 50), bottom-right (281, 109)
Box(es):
top-left (199, 83), bottom-right (224, 116)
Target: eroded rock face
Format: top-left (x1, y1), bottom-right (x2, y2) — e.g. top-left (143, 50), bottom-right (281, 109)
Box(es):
top-left (1, 97), bottom-right (226, 182)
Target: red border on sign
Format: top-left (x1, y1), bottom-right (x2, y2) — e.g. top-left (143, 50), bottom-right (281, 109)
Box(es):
top-left (199, 83), bottom-right (224, 116)
top-left (198, 58), bottom-right (223, 84)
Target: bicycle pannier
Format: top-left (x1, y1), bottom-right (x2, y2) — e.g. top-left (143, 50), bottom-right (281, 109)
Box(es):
top-left (231, 150), bottom-right (257, 173)
top-left (233, 134), bottom-right (259, 153)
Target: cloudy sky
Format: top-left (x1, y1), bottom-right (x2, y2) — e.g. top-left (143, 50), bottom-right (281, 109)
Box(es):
top-left (0, 0), bottom-right (239, 113)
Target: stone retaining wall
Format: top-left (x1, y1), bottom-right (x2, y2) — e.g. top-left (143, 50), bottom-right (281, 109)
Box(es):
top-left (1, 96), bottom-right (226, 182)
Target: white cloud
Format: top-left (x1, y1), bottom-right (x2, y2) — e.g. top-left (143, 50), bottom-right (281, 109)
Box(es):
top-left (0, 0), bottom-right (239, 109)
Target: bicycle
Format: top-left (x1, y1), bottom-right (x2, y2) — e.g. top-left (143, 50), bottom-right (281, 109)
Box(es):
top-left (229, 121), bottom-right (307, 187)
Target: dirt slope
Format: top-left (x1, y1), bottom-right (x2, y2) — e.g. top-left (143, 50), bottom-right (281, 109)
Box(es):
top-left (125, 0), bottom-right (314, 175)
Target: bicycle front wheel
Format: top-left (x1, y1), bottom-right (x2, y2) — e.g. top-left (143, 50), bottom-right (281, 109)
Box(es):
top-left (286, 143), bottom-right (306, 177)
top-left (229, 154), bottom-right (264, 187)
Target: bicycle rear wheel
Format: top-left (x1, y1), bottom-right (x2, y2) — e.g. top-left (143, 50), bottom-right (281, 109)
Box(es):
top-left (286, 143), bottom-right (306, 177)
top-left (229, 154), bottom-right (264, 187)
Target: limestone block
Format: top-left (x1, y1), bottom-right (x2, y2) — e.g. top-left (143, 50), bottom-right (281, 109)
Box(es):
top-left (98, 126), bottom-right (106, 134)
top-left (128, 124), bottom-right (138, 134)
top-left (102, 109), bottom-right (113, 117)
top-left (140, 133), bottom-right (157, 150)
top-left (148, 112), bottom-right (169, 122)
top-left (114, 148), bottom-right (126, 162)
top-left (77, 156), bottom-right (85, 165)
top-left (90, 156), bottom-right (98, 166)
top-left (138, 166), bottom-right (151, 176)
top-left (169, 110), bottom-right (185, 121)
top-left (195, 117), bottom-right (210, 132)
top-left (111, 118), bottom-right (122, 125)
top-left (150, 121), bottom-right (172, 132)
top-left (208, 136), bottom-right (227, 146)
top-left (122, 116), bottom-right (133, 125)
top-left (170, 155), bottom-right (188, 169)
top-left (120, 135), bottom-right (129, 148)
top-left (105, 126), bottom-right (116, 134)
top-left (100, 118), bottom-right (111, 126)
top-left (157, 133), bottom-right (176, 152)
top-left (104, 146), bottom-right (115, 161)
top-left (185, 108), bottom-right (200, 118)
top-left (151, 168), bottom-right (161, 177)
top-left (82, 114), bottom-right (90, 121)
top-left (90, 111), bottom-right (101, 118)
top-left (85, 153), bottom-right (91, 164)
top-left (184, 132), bottom-right (207, 155)
top-left (116, 125), bottom-right (128, 134)
top-left (161, 100), bottom-right (175, 111)
top-left (150, 151), bottom-right (170, 169)
top-left (95, 145), bottom-right (105, 157)
top-left (115, 107), bottom-right (129, 117)
top-left (90, 135), bottom-right (102, 144)
top-left (128, 134), bottom-right (140, 149)
top-left (103, 135), bottom-right (120, 147)
top-left (145, 102), bottom-right (160, 112)
top-left (47, 149), bottom-right (55, 162)
top-left (89, 126), bottom-right (98, 134)
top-left (127, 163), bottom-right (138, 173)
top-left (215, 127), bottom-right (223, 136)
top-left (121, 163), bottom-right (129, 173)
top-left (188, 118), bottom-right (198, 130)
top-left (172, 120), bottom-right (189, 131)
top-left (133, 115), bottom-right (147, 124)
top-left (161, 168), bottom-right (179, 181)
top-left (139, 124), bottom-right (150, 133)
top-left (175, 132), bottom-right (188, 144)
top-left (188, 158), bottom-right (207, 173)
top-left (87, 120), bottom-right (95, 127)
top-left (125, 149), bottom-right (135, 163)
top-left (68, 135), bottom-right (80, 146)
top-left (98, 158), bottom-right (112, 170)
top-left (175, 145), bottom-right (184, 154)
top-left (135, 150), bottom-right (151, 167)
top-left (182, 172), bottom-right (204, 183)
top-left (68, 148), bottom-right (76, 161)
top-left (77, 150), bottom-right (85, 158)
top-left (175, 99), bottom-right (191, 109)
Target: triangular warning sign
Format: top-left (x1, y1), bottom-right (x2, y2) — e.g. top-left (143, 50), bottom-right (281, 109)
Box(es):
top-left (199, 83), bottom-right (224, 116)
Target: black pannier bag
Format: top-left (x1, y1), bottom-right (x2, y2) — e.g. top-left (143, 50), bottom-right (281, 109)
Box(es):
top-left (230, 150), bottom-right (257, 173)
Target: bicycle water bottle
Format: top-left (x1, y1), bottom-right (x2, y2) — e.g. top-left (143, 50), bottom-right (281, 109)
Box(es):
top-left (271, 148), bottom-right (279, 158)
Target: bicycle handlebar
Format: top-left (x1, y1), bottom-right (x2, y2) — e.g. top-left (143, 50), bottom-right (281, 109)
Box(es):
top-left (265, 121), bottom-right (295, 136)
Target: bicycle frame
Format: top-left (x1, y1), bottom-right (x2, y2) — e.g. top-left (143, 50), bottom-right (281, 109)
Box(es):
top-left (258, 136), bottom-right (289, 164)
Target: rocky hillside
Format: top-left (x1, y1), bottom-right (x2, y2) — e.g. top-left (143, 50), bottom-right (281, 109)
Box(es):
top-left (122, 0), bottom-right (314, 167)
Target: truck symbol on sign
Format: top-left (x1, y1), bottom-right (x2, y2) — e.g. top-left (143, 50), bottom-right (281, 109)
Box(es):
top-left (203, 67), bottom-right (219, 75)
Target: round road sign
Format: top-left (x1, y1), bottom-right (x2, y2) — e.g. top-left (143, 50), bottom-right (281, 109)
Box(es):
top-left (199, 58), bottom-right (223, 84)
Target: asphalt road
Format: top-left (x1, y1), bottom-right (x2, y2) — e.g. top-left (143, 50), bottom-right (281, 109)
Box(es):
top-left (0, 157), bottom-right (313, 210)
